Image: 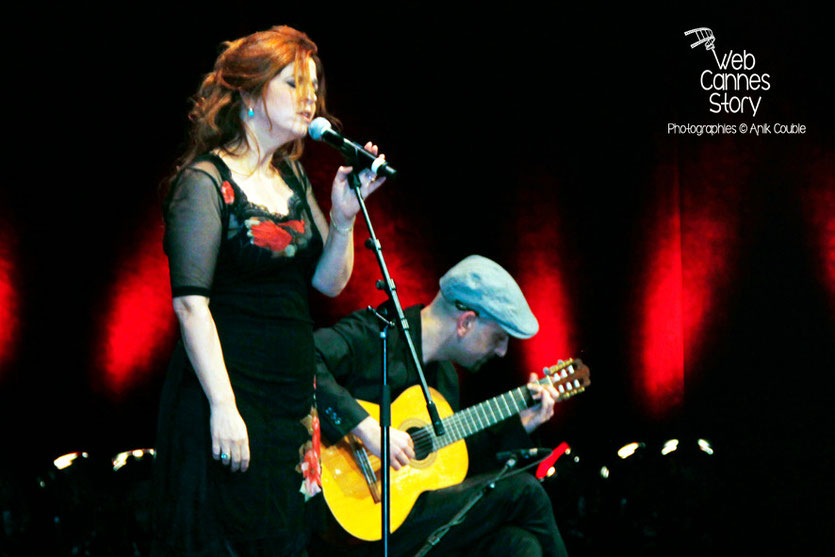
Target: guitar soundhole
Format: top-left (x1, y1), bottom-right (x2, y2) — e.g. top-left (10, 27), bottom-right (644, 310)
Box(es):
top-left (407, 427), bottom-right (433, 461)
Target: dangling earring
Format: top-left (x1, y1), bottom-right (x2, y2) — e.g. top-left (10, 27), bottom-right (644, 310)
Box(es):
top-left (247, 106), bottom-right (255, 118)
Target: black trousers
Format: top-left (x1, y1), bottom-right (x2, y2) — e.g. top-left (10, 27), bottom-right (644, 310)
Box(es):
top-left (311, 472), bottom-right (568, 557)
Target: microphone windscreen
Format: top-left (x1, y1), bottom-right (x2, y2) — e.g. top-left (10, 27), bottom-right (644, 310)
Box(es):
top-left (308, 117), bottom-right (332, 140)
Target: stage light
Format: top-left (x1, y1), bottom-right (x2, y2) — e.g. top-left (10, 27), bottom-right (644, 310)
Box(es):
top-left (108, 448), bottom-right (155, 556)
top-left (618, 442), bottom-right (644, 459)
top-left (53, 452), bottom-right (89, 471)
top-left (661, 439), bottom-right (679, 455)
top-left (600, 466), bottom-right (610, 479)
top-left (112, 448), bottom-right (155, 472)
top-left (697, 438), bottom-right (714, 455)
top-left (599, 434), bottom-right (722, 555)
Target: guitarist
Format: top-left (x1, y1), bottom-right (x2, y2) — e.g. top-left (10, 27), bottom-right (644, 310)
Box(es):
top-left (311, 255), bottom-right (582, 557)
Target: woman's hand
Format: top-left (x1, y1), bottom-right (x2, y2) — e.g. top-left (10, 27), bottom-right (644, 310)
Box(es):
top-left (308, 141), bottom-right (387, 296)
top-left (172, 295), bottom-right (252, 472)
top-left (329, 141), bottom-right (387, 227)
top-left (210, 400), bottom-right (251, 472)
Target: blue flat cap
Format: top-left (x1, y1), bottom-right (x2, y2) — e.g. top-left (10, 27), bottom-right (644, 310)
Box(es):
top-left (439, 255), bottom-right (539, 339)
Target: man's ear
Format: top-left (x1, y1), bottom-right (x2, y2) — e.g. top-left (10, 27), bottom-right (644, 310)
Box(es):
top-left (455, 311), bottom-right (478, 337)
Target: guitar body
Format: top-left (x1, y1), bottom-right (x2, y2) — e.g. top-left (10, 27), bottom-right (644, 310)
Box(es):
top-left (320, 358), bottom-right (589, 541)
top-left (320, 385), bottom-right (468, 541)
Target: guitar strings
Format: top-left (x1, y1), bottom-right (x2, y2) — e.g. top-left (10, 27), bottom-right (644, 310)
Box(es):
top-left (403, 365), bottom-right (582, 458)
top-left (407, 398), bottom-right (514, 455)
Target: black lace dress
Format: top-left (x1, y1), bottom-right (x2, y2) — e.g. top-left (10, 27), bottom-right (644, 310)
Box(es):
top-left (152, 154), bottom-right (325, 556)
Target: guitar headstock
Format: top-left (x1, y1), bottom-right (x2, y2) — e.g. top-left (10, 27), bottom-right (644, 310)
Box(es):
top-left (541, 358), bottom-right (590, 401)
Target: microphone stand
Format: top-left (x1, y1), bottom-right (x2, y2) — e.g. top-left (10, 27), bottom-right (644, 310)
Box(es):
top-left (412, 456), bottom-right (519, 557)
top-left (367, 306), bottom-right (393, 556)
top-left (345, 168), bottom-right (446, 555)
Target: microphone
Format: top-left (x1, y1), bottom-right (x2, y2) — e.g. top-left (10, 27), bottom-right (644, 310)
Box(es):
top-left (308, 117), bottom-right (397, 179)
top-left (495, 448), bottom-right (552, 462)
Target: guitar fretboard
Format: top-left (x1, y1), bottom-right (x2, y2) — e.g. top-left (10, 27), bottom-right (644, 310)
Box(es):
top-left (415, 363), bottom-right (578, 453)
top-left (433, 386), bottom-right (534, 449)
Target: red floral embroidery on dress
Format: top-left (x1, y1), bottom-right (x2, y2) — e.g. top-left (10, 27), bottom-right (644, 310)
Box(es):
top-left (220, 181), bottom-right (235, 205)
top-left (283, 219), bottom-right (305, 234)
top-left (297, 407), bottom-right (322, 501)
top-left (247, 219), bottom-right (293, 252)
top-left (246, 218), bottom-right (307, 254)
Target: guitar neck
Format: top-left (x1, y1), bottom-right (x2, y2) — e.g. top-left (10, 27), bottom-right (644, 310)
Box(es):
top-left (412, 359), bottom-right (586, 454)
top-left (429, 377), bottom-right (553, 450)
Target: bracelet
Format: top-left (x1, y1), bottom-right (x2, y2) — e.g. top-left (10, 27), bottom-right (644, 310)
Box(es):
top-left (329, 209), bottom-right (355, 235)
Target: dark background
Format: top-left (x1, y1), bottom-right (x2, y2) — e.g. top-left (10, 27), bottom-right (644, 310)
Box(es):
top-left (2, 3), bottom-right (833, 555)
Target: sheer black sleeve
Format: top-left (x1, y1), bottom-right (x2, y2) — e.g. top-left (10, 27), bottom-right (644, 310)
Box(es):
top-left (314, 316), bottom-right (375, 444)
top-left (163, 163), bottom-right (225, 298)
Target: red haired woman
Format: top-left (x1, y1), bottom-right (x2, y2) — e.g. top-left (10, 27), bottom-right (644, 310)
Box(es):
top-left (151, 25), bottom-right (385, 556)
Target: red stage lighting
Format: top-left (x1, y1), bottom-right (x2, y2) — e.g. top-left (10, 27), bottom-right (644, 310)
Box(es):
top-left (638, 144), bottom-right (746, 419)
top-left (641, 198), bottom-right (685, 417)
top-left (97, 220), bottom-right (176, 398)
top-left (516, 254), bottom-right (573, 381)
top-left (805, 156), bottom-right (835, 305)
top-left (0, 225), bottom-right (19, 373)
top-left (512, 176), bottom-right (574, 384)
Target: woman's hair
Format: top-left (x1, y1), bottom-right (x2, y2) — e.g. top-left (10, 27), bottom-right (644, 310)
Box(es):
top-left (165, 25), bottom-right (335, 193)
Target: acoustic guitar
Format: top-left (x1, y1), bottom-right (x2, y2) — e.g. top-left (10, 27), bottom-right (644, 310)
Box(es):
top-left (320, 358), bottom-right (590, 541)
